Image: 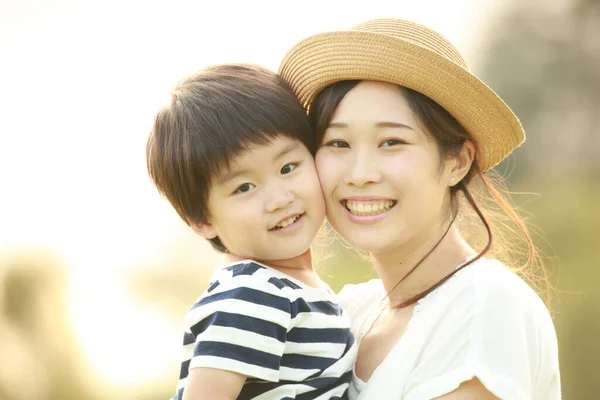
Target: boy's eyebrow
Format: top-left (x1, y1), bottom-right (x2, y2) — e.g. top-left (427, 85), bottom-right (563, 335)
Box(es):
top-left (273, 141), bottom-right (301, 161)
top-left (217, 141), bottom-right (301, 184)
top-left (329, 121), bottom-right (413, 130)
top-left (218, 168), bottom-right (250, 184)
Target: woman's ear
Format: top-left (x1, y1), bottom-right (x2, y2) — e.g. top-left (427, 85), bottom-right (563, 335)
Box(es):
top-left (191, 221), bottom-right (218, 239)
top-left (448, 140), bottom-right (475, 186)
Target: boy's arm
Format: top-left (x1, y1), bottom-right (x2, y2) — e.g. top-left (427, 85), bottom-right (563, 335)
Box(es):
top-left (182, 367), bottom-right (246, 400)
top-left (180, 269), bottom-right (292, 398)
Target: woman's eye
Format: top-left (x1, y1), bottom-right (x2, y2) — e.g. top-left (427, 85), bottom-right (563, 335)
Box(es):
top-left (381, 139), bottom-right (406, 147)
top-left (323, 140), bottom-right (350, 148)
top-left (281, 163), bottom-right (299, 175)
top-left (234, 183), bottom-right (255, 194)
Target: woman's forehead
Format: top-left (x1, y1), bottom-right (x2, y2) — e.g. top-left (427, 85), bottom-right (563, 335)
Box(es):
top-left (329, 81), bottom-right (417, 129)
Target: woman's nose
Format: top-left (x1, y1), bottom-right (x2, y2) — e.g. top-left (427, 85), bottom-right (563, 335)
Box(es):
top-left (344, 150), bottom-right (382, 187)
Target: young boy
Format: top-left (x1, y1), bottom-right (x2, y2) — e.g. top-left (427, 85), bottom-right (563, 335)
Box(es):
top-left (147, 64), bottom-right (356, 400)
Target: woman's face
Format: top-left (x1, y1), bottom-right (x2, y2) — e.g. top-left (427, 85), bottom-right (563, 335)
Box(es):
top-left (314, 81), bottom-right (455, 254)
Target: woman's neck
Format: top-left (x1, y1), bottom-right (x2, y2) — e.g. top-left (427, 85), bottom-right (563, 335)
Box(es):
top-left (371, 225), bottom-right (476, 306)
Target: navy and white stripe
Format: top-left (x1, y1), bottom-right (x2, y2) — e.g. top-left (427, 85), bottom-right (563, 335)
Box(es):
top-left (172, 261), bottom-right (357, 399)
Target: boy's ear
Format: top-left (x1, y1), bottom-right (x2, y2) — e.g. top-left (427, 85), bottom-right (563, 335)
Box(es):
top-left (191, 221), bottom-right (218, 239)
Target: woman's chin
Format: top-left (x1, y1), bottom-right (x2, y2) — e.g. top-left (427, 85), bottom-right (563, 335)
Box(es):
top-left (333, 230), bottom-right (394, 255)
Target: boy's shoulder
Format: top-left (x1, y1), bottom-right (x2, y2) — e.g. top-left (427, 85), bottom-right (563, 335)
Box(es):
top-left (206, 260), bottom-right (305, 294)
top-left (191, 260), bottom-right (338, 317)
top-left (185, 261), bottom-right (296, 330)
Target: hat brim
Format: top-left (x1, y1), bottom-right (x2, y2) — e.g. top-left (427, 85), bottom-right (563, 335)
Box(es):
top-left (279, 31), bottom-right (524, 171)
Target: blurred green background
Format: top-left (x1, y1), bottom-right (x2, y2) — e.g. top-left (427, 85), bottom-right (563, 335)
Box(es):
top-left (1, 0), bottom-right (599, 399)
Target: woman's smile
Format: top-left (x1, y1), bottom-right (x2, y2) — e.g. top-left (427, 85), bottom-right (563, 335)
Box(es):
top-left (343, 199), bottom-right (397, 216)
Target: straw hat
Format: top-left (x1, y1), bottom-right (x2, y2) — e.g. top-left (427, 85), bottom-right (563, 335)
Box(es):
top-left (279, 19), bottom-right (524, 171)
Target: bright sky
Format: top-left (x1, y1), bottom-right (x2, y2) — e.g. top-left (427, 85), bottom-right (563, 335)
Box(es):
top-left (0, 0), bottom-right (508, 391)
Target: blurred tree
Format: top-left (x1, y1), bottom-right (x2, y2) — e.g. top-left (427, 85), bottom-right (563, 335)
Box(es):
top-left (477, 1), bottom-right (600, 399)
top-left (0, 253), bottom-right (93, 400)
top-left (478, 0), bottom-right (600, 180)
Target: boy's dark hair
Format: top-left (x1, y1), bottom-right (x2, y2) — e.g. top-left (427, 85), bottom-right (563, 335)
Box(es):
top-left (146, 64), bottom-right (314, 252)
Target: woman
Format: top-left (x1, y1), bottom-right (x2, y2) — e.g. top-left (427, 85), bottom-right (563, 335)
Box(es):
top-left (279, 19), bottom-right (560, 399)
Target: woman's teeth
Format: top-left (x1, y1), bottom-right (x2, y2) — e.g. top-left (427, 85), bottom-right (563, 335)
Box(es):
top-left (275, 215), bottom-right (299, 229)
top-left (345, 200), bottom-right (395, 216)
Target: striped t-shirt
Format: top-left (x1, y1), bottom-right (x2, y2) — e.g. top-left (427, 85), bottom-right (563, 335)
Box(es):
top-left (172, 261), bottom-right (357, 400)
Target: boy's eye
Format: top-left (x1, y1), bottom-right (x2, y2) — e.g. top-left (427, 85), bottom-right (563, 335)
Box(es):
top-left (281, 162), bottom-right (298, 175)
top-left (234, 183), bottom-right (255, 194)
top-left (323, 140), bottom-right (350, 148)
top-left (381, 139), bottom-right (406, 147)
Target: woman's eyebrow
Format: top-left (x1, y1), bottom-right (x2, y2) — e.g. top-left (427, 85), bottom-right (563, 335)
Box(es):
top-left (328, 121), bottom-right (413, 130)
top-left (375, 121), bottom-right (413, 130)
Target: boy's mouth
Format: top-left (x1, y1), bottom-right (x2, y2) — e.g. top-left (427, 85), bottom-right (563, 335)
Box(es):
top-left (270, 213), bottom-right (304, 231)
top-left (342, 200), bottom-right (397, 216)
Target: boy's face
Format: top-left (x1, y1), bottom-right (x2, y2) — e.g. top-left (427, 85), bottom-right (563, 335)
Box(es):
top-left (198, 136), bottom-right (325, 261)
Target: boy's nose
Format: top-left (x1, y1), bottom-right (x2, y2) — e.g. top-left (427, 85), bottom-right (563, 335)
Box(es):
top-left (265, 187), bottom-right (294, 212)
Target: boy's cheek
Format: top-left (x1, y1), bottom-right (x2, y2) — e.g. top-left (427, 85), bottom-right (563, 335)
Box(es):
top-left (298, 175), bottom-right (325, 195)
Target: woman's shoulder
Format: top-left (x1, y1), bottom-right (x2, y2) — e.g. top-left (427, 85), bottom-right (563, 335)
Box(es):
top-left (338, 279), bottom-right (385, 305)
top-left (337, 279), bottom-right (385, 316)
top-left (435, 257), bottom-right (555, 335)
top-left (453, 258), bottom-right (547, 311)
top-left (404, 258), bottom-right (559, 400)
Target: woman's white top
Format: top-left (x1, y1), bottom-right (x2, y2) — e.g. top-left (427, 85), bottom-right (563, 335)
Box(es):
top-left (338, 258), bottom-right (560, 400)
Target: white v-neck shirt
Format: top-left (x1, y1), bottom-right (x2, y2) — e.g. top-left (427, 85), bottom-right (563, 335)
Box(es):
top-left (338, 258), bottom-right (560, 400)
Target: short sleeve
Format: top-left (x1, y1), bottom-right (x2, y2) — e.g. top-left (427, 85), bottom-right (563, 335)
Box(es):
top-left (403, 264), bottom-right (560, 400)
top-left (184, 274), bottom-right (292, 382)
